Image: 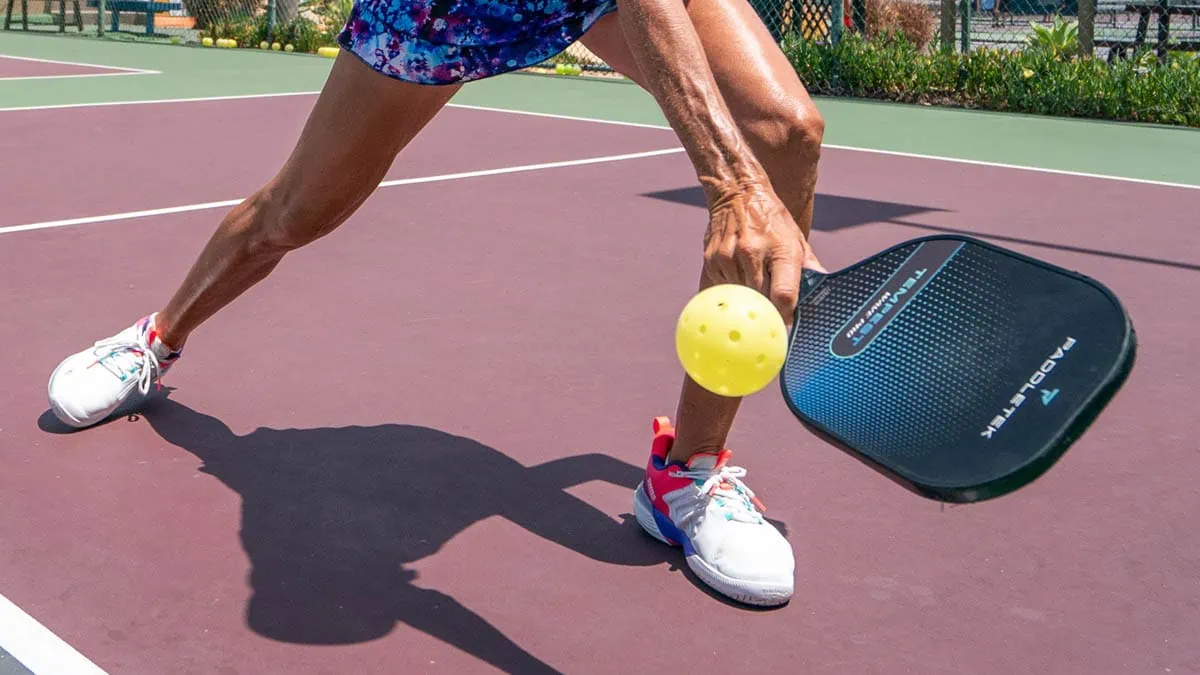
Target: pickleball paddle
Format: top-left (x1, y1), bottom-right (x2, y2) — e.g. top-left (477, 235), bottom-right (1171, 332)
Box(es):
top-left (780, 234), bottom-right (1136, 503)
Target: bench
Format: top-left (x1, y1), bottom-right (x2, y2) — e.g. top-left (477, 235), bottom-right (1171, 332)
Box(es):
top-left (1091, 0), bottom-right (1199, 60)
top-left (2, 0), bottom-right (83, 31)
top-left (85, 0), bottom-right (183, 35)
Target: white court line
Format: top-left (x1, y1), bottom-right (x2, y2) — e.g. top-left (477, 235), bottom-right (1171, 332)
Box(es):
top-left (449, 103), bottom-right (1200, 192)
top-left (0, 593), bottom-right (107, 674)
top-left (447, 102), bottom-right (675, 131)
top-left (0, 147), bottom-right (686, 236)
top-left (0, 90), bottom-right (322, 112)
top-left (0, 89), bottom-right (1196, 190)
top-left (0, 54), bottom-right (159, 79)
top-left (0, 71), bottom-right (162, 82)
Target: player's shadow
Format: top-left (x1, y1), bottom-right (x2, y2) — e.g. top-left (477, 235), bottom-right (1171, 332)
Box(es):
top-left (642, 187), bottom-right (946, 232)
top-left (68, 395), bottom-right (787, 673)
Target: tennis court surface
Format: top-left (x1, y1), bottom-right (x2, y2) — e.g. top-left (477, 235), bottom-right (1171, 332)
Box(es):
top-left (2, 31), bottom-right (1199, 675)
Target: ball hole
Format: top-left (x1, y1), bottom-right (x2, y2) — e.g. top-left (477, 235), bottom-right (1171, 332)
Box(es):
top-left (748, 311), bottom-right (757, 320)
top-left (756, 354), bottom-right (767, 365)
top-left (729, 330), bottom-right (742, 343)
top-left (699, 325), bottom-right (708, 334)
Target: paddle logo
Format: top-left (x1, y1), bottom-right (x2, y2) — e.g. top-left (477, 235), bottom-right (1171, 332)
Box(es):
top-left (981, 337), bottom-right (1076, 439)
top-left (830, 239), bottom-right (964, 358)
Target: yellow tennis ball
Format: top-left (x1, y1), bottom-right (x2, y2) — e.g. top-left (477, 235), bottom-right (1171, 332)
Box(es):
top-left (272, 42), bottom-right (282, 51)
top-left (675, 284), bottom-right (788, 398)
top-left (284, 43), bottom-right (294, 52)
top-left (201, 37), bottom-right (214, 47)
top-left (260, 41), bottom-right (269, 49)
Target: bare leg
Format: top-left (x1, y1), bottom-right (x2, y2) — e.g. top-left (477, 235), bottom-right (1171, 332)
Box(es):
top-left (154, 53), bottom-right (461, 349)
top-left (581, 0), bottom-right (825, 461)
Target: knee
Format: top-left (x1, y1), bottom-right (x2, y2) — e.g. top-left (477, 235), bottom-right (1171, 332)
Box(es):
top-left (745, 101), bottom-right (825, 171)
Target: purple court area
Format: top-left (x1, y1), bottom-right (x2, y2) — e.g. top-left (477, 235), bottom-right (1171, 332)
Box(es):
top-left (0, 94), bottom-right (1197, 674)
top-left (0, 55), bottom-right (138, 79)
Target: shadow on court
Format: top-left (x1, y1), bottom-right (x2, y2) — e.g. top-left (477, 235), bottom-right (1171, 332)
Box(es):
top-left (37, 395), bottom-right (789, 672)
top-left (642, 187), bottom-right (946, 232)
top-left (643, 186), bottom-right (1200, 272)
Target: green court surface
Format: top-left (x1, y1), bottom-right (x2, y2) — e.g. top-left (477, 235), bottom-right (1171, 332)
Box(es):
top-left (2, 30), bottom-right (1198, 188)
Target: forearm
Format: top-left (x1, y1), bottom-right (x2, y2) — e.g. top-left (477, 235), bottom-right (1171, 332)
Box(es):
top-left (615, 0), bottom-right (766, 199)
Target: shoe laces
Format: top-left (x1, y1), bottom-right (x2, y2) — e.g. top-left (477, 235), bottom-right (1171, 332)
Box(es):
top-left (92, 332), bottom-right (162, 396)
top-left (668, 462), bottom-right (766, 524)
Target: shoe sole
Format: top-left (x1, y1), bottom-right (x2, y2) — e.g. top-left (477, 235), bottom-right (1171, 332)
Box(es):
top-left (633, 482), bottom-right (792, 607)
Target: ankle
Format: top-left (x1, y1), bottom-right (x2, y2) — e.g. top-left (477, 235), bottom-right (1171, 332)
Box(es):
top-left (149, 313), bottom-right (186, 354)
top-left (666, 434), bottom-right (726, 464)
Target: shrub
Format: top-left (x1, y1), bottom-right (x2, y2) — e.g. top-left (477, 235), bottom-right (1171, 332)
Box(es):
top-left (1025, 16), bottom-right (1079, 61)
top-left (782, 31), bottom-right (1200, 127)
top-left (865, 0), bottom-right (937, 52)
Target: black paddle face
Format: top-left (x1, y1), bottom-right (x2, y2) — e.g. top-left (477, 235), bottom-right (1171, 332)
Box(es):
top-left (780, 235), bottom-right (1136, 503)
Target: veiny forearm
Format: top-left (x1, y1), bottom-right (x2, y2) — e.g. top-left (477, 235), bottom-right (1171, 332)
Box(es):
top-left (615, 0), bottom-right (767, 200)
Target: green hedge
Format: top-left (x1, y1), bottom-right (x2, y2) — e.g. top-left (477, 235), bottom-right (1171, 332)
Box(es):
top-left (783, 32), bottom-right (1200, 128)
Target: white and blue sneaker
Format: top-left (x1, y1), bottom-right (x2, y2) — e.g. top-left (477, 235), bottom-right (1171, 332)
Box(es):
top-left (47, 314), bottom-right (181, 429)
top-left (634, 416), bottom-right (794, 606)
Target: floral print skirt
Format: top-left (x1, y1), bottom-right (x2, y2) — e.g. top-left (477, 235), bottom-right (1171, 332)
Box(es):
top-left (336, 0), bottom-right (620, 85)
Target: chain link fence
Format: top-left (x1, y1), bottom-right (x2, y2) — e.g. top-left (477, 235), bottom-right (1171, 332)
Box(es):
top-left (533, 0), bottom-right (1199, 72)
top-left (4, 0), bottom-right (1194, 62)
top-left (2, 0), bottom-right (349, 51)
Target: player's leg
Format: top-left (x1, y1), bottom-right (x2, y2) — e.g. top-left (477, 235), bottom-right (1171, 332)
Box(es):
top-left (155, 54), bottom-right (459, 348)
top-left (580, 0), bottom-right (824, 607)
top-left (47, 53), bottom-right (460, 428)
top-left (582, 2), bottom-right (823, 461)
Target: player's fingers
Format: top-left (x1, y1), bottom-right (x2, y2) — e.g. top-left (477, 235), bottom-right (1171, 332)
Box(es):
top-left (736, 238), bottom-right (768, 296)
top-left (802, 243), bottom-right (828, 274)
top-left (768, 246), bottom-right (802, 323)
top-left (704, 234), bottom-right (740, 285)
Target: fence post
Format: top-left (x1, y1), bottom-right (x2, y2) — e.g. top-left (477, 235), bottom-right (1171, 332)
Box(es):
top-left (267, 0), bottom-right (276, 41)
top-left (959, 0), bottom-right (970, 52)
top-left (96, 0), bottom-right (104, 35)
top-left (1078, 0), bottom-right (1096, 57)
top-left (831, 0), bottom-right (844, 44)
top-left (940, 0), bottom-right (955, 51)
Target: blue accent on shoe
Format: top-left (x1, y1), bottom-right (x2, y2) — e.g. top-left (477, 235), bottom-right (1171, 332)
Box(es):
top-left (651, 503), bottom-right (694, 556)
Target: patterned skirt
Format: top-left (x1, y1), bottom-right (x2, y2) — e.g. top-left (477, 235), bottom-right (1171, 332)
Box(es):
top-left (336, 0), bottom-right (619, 85)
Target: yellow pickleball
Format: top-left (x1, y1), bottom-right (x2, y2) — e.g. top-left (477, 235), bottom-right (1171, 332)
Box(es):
top-left (675, 284), bottom-right (788, 398)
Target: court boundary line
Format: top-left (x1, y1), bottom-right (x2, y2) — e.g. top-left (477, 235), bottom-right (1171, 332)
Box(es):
top-left (447, 103), bottom-right (1200, 192)
top-left (0, 54), bottom-right (159, 80)
top-left (0, 146), bottom-right (686, 236)
top-left (0, 89), bottom-right (1195, 191)
top-left (0, 593), bottom-right (107, 675)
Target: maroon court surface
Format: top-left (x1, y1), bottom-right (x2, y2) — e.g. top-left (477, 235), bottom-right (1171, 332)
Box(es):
top-left (1, 95), bottom-right (1198, 674)
top-left (0, 55), bottom-right (139, 79)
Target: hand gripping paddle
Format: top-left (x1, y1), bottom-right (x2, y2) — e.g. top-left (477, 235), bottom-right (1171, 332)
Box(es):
top-left (780, 234), bottom-right (1137, 503)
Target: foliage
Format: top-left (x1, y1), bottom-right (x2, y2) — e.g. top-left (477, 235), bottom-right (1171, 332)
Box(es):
top-left (783, 31), bottom-right (1200, 127)
top-left (1025, 16), bottom-right (1080, 61)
